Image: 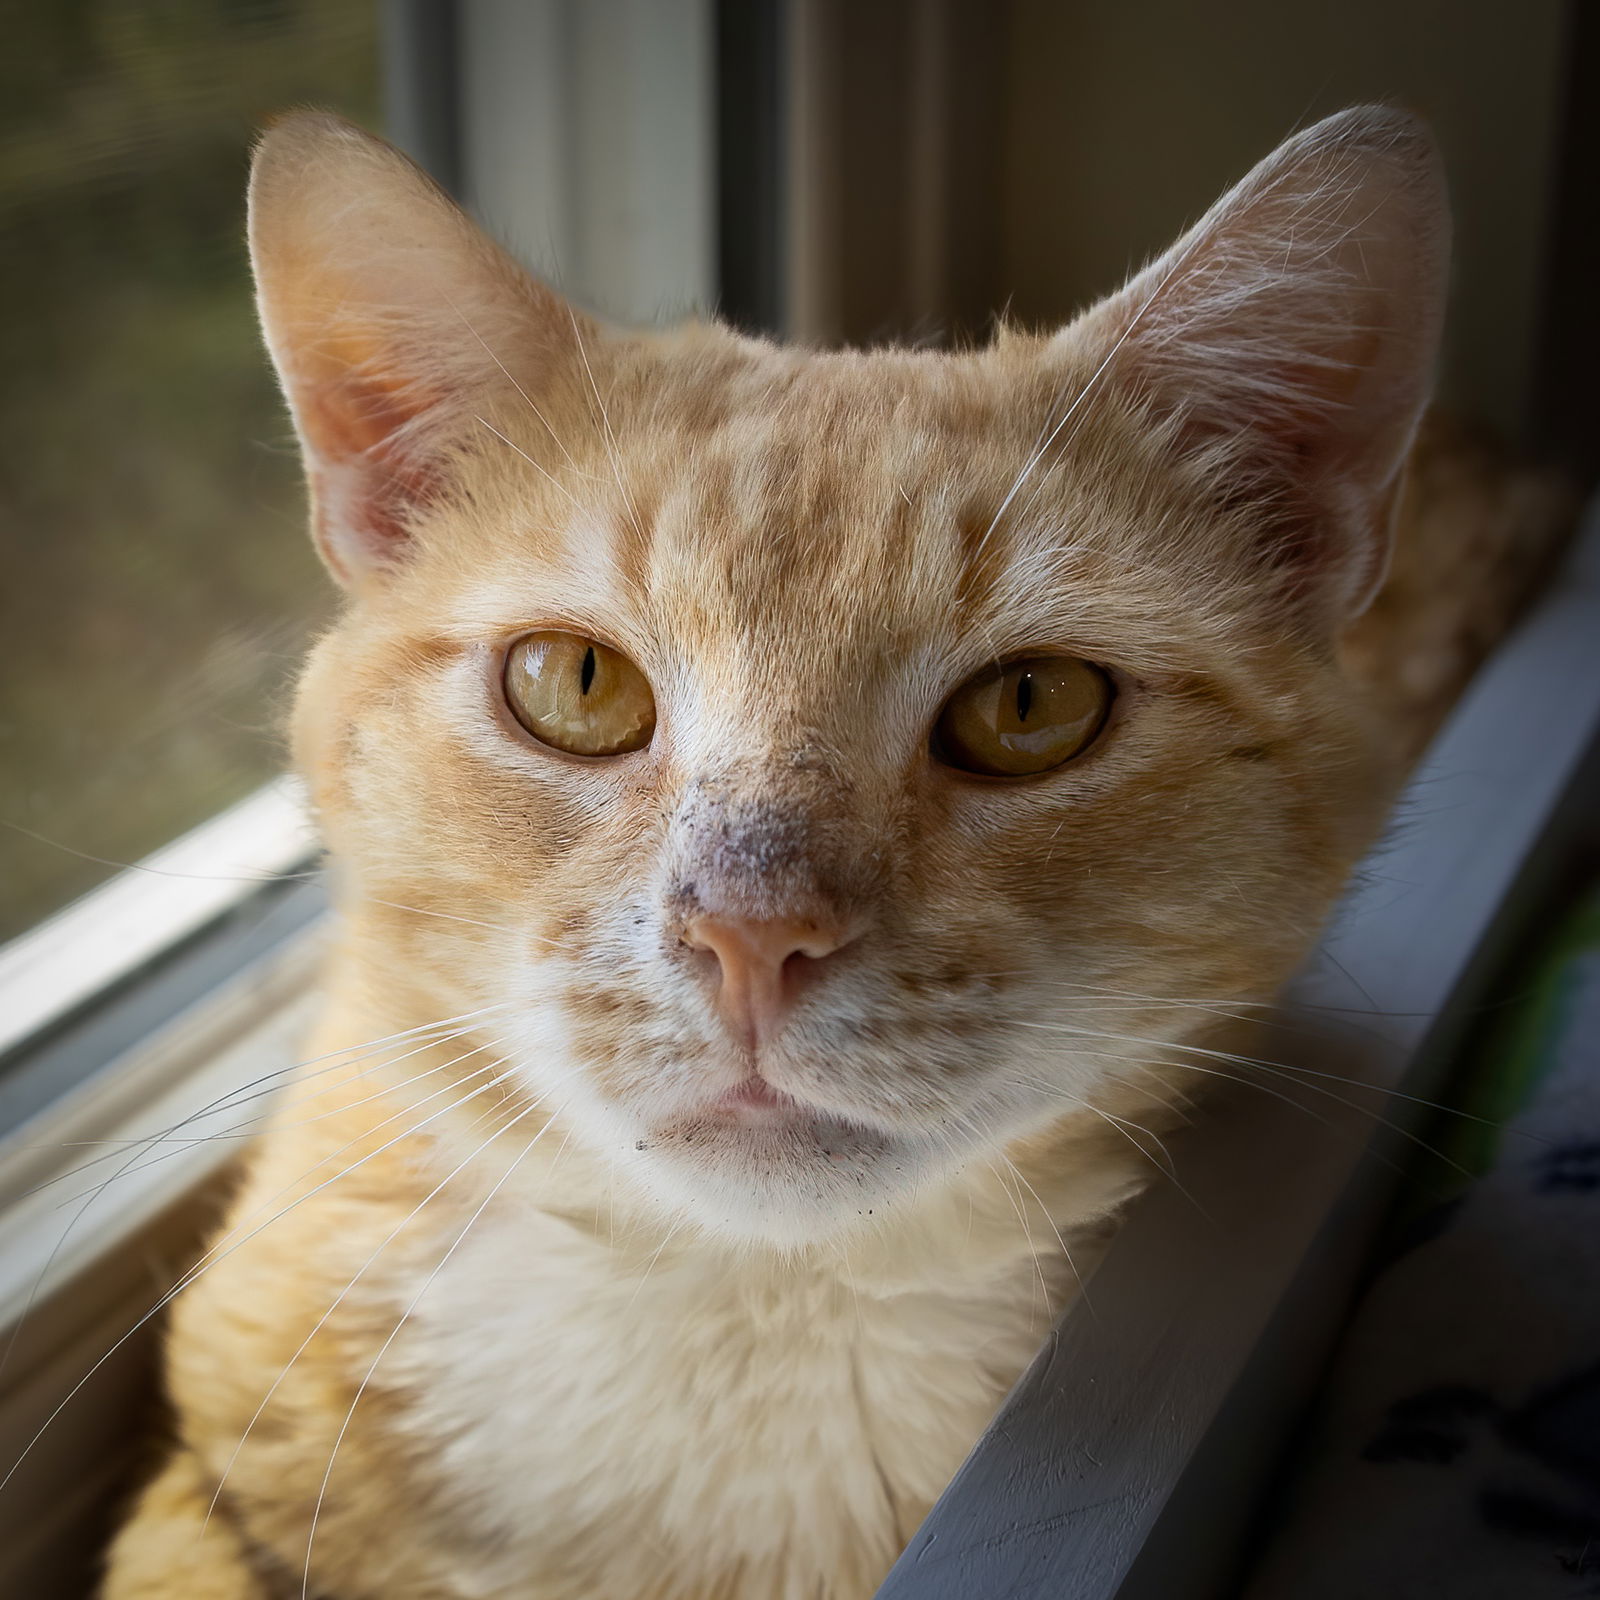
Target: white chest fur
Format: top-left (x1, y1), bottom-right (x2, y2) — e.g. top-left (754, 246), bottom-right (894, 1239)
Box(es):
top-left (386, 1194), bottom-right (1077, 1600)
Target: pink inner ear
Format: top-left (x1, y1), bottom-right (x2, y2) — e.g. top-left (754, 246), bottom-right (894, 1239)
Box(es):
top-left (296, 347), bottom-right (444, 582)
top-left (1112, 277), bottom-right (1419, 627)
top-left (1064, 114), bottom-right (1446, 627)
top-left (249, 114), bottom-right (590, 588)
top-left (1127, 337), bottom-right (1386, 628)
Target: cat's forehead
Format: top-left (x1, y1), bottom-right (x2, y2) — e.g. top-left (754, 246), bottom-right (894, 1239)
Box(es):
top-left (437, 332), bottom-right (1226, 689)
top-left (610, 340), bottom-right (1201, 665)
top-left (641, 338), bottom-right (1055, 514)
top-left (644, 363), bottom-right (1005, 637)
top-left (593, 342), bottom-right (1093, 625)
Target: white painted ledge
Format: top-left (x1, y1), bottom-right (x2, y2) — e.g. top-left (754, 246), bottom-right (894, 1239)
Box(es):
top-left (0, 777), bottom-right (317, 1062)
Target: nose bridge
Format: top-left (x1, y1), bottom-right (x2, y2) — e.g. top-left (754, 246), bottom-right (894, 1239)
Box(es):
top-left (664, 764), bottom-right (873, 928)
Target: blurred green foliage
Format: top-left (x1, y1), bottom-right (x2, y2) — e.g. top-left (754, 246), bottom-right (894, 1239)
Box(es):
top-left (0, 0), bottom-right (377, 940)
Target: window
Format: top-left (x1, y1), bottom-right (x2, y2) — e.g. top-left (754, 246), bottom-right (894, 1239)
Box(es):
top-left (0, 1), bottom-right (377, 944)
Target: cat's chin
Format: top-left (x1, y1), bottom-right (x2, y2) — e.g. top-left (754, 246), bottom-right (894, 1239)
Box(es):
top-left (628, 1088), bottom-right (916, 1245)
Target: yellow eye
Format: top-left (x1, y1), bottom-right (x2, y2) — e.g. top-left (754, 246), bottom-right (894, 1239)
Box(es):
top-left (504, 631), bottom-right (656, 757)
top-left (934, 655), bottom-right (1112, 777)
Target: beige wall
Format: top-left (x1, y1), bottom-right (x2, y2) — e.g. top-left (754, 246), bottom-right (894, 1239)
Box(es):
top-left (1001, 0), bottom-right (1569, 441)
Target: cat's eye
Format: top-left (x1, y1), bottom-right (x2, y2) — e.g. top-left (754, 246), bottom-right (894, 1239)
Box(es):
top-left (934, 655), bottom-right (1112, 777)
top-left (503, 631), bottom-right (656, 757)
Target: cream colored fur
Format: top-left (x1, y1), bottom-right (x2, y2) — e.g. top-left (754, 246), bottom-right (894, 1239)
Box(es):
top-left (101, 107), bottom-right (1477, 1598)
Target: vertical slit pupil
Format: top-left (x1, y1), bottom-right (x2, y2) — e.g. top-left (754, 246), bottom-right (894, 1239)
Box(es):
top-left (1015, 671), bottom-right (1033, 722)
top-left (580, 645), bottom-right (597, 695)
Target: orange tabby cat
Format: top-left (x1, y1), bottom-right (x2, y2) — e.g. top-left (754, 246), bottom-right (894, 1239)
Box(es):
top-left (104, 106), bottom-right (1457, 1598)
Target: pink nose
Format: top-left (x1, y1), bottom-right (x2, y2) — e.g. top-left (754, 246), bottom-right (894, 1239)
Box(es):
top-left (682, 914), bottom-right (855, 1052)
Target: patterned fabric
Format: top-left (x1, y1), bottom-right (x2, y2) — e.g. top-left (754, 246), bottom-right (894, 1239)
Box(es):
top-left (1246, 888), bottom-right (1600, 1599)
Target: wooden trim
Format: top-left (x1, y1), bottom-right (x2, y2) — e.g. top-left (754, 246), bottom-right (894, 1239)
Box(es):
top-left (1530, 0), bottom-right (1600, 487)
top-left (0, 779), bottom-right (315, 1071)
top-left (455, 0), bottom-right (715, 326)
top-left (782, 0), bottom-right (1008, 347)
top-left (715, 0), bottom-right (789, 334)
top-left (381, 0), bottom-right (464, 193)
top-left (0, 981), bottom-right (324, 1597)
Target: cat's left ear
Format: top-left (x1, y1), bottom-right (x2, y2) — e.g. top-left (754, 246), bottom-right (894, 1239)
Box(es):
top-left (1066, 106), bottom-right (1450, 627)
top-left (249, 112), bottom-right (587, 589)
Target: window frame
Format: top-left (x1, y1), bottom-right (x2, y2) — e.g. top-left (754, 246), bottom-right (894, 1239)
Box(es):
top-left (0, 0), bottom-right (432, 1096)
top-left (0, 779), bottom-right (316, 1070)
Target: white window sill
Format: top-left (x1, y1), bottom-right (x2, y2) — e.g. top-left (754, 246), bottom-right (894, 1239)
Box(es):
top-left (0, 776), bottom-right (318, 1064)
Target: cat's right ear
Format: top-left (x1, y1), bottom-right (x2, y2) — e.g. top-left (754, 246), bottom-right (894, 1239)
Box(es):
top-left (249, 112), bottom-right (582, 589)
top-left (1059, 106), bottom-right (1449, 631)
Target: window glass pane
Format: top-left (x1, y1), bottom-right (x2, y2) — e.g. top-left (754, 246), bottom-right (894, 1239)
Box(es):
top-left (0, 1), bottom-right (378, 943)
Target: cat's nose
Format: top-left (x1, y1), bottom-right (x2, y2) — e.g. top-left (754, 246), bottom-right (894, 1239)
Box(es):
top-left (681, 914), bottom-right (856, 1052)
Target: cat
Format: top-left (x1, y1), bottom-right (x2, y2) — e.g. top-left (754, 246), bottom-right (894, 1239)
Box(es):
top-left (100, 103), bottom-right (1464, 1598)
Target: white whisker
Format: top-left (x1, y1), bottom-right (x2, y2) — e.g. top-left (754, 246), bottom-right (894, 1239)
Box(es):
top-left (298, 1097), bottom-right (570, 1597)
top-left (0, 1006), bottom-right (512, 1397)
top-left (0, 1041), bottom-right (533, 1495)
top-left (201, 1062), bottom-right (553, 1536)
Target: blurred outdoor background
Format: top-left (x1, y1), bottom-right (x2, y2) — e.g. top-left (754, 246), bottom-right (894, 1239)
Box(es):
top-left (0, 1), bottom-right (375, 940)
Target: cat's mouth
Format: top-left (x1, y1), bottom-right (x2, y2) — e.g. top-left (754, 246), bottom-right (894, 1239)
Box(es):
top-left (644, 1075), bottom-right (896, 1166)
top-left (610, 1061), bottom-right (956, 1240)
top-left (698, 1075), bottom-right (808, 1126)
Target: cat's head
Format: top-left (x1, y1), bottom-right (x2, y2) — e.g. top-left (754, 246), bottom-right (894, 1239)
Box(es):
top-left (251, 107), bottom-right (1446, 1245)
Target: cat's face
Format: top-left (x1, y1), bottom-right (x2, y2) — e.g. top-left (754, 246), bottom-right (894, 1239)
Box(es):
top-left (257, 109), bottom-right (1446, 1242)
